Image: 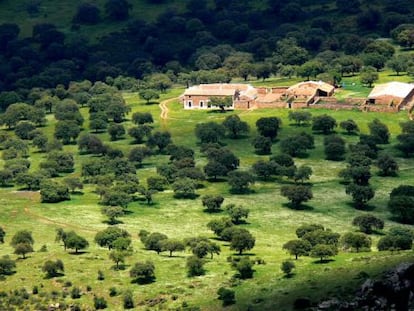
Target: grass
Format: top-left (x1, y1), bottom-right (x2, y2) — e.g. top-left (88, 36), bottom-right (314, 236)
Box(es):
top-left (1, 88), bottom-right (414, 310)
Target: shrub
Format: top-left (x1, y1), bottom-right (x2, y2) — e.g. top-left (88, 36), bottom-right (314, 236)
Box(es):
top-left (186, 256), bottom-right (205, 277)
top-left (94, 296), bottom-right (107, 309)
top-left (217, 287), bottom-right (235, 306)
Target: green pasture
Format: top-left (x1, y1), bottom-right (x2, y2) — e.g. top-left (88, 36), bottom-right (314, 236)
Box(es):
top-left (0, 89), bottom-right (414, 310)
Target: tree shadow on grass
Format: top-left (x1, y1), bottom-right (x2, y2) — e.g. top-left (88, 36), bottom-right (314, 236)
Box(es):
top-left (233, 252), bottom-right (256, 257)
top-left (229, 189), bottom-right (256, 195)
top-left (103, 219), bottom-right (124, 225)
top-left (282, 273), bottom-right (296, 279)
top-left (206, 177), bottom-right (227, 183)
top-left (345, 202), bottom-right (376, 211)
top-left (68, 251), bottom-right (88, 256)
top-left (312, 259), bottom-right (335, 264)
top-left (282, 203), bottom-right (314, 211)
top-left (203, 208), bottom-right (223, 214)
top-left (131, 277), bottom-right (155, 285)
top-left (44, 272), bottom-right (64, 279)
top-left (70, 191), bottom-right (84, 196)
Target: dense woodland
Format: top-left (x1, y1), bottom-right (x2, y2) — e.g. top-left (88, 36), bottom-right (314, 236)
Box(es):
top-left (1, 0), bottom-right (414, 310)
top-left (1, 0), bottom-right (414, 101)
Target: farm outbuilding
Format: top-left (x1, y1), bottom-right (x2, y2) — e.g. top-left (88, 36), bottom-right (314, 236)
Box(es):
top-left (181, 83), bottom-right (257, 110)
top-left (367, 82), bottom-right (414, 109)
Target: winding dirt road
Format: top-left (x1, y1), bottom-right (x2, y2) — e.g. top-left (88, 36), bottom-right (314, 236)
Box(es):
top-left (159, 97), bottom-right (177, 121)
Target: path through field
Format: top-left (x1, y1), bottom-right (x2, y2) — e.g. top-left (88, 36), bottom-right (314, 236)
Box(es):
top-left (159, 97), bottom-right (176, 121)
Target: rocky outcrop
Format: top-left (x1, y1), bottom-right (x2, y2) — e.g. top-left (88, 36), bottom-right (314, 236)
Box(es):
top-left (315, 263), bottom-right (414, 311)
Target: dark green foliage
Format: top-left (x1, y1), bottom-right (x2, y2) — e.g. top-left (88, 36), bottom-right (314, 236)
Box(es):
top-left (64, 231), bottom-right (89, 253)
top-left (340, 232), bottom-right (371, 252)
top-left (281, 185), bottom-right (313, 208)
top-left (123, 290), bottom-right (134, 309)
top-left (207, 217), bottom-right (233, 238)
top-left (195, 122), bottom-right (225, 144)
top-left (45, 151), bottom-right (75, 173)
top-left (186, 256), bottom-right (205, 277)
top-left (377, 227), bottom-right (413, 251)
top-left (108, 123), bottom-right (125, 141)
top-left (256, 117), bottom-right (282, 140)
top-left (201, 195), bottom-right (224, 212)
top-left (147, 176), bottom-right (167, 191)
top-left (281, 260), bottom-right (295, 276)
top-left (225, 204), bottom-right (249, 224)
top-left (296, 224), bottom-right (325, 238)
top-left (13, 242), bottom-right (33, 259)
top-left (388, 195), bottom-right (414, 224)
top-left (340, 119), bottom-right (359, 135)
top-left (346, 183), bottom-right (375, 208)
top-left (0, 256), bottom-right (15, 276)
top-left (94, 296), bottom-right (107, 309)
top-left (147, 131), bottom-right (172, 153)
top-left (230, 228), bottom-right (255, 255)
top-left (252, 160), bottom-right (275, 180)
top-left (94, 227), bottom-right (130, 250)
top-left (283, 239), bottom-right (312, 259)
top-left (73, 3), bottom-right (101, 24)
top-left (252, 135), bottom-right (272, 155)
top-left (235, 257), bottom-right (254, 279)
top-left (310, 244), bottom-right (338, 262)
top-left (368, 119), bottom-right (390, 144)
top-left (376, 153), bottom-right (399, 176)
top-left (139, 90), bottom-right (159, 104)
top-left (160, 239), bottom-right (185, 257)
top-left (172, 177), bottom-right (196, 198)
top-left (63, 177), bottom-right (83, 193)
top-left (222, 115), bottom-right (249, 138)
top-left (78, 133), bottom-right (106, 155)
top-left (352, 214), bottom-right (384, 234)
top-left (40, 180), bottom-right (70, 203)
top-left (130, 261), bottom-right (155, 284)
top-left (227, 170), bottom-right (255, 193)
top-left (217, 287), bottom-right (235, 306)
top-left (0, 227), bottom-right (5, 244)
top-left (288, 111), bottom-right (312, 126)
top-left (396, 121), bottom-right (414, 157)
top-left (302, 229), bottom-right (340, 247)
top-left (324, 135), bottom-right (346, 161)
top-left (71, 287), bottom-right (81, 299)
top-left (312, 115), bottom-right (337, 134)
top-left (42, 259), bottom-right (64, 278)
top-left (279, 132), bottom-right (314, 157)
top-left (14, 121), bottom-right (36, 140)
top-left (101, 189), bottom-right (132, 207)
top-left (142, 232), bottom-right (168, 254)
top-left (293, 165), bottom-right (312, 184)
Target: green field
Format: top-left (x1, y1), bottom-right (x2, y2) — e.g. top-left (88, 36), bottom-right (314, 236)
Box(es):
top-left (0, 86), bottom-right (414, 310)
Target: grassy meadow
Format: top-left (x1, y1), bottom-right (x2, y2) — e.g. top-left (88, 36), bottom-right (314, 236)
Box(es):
top-left (1, 82), bottom-right (414, 310)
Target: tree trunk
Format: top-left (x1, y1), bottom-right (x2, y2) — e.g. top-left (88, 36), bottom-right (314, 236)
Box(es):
top-left (169, 251), bottom-right (172, 257)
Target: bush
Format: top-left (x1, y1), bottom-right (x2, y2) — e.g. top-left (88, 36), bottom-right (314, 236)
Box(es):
top-left (94, 296), bottom-right (107, 309)
top-left (130, 261), bottom-right (155, 284)
top-left (186, 256), bottom-right (205, 277)
top-left (123, 290), bottom-right (134, 309)
top-left (235, 257), bottom-right (254, 279)
top-left (217, 287), bottom-right (235, 306)
top-left (281, 260), bottom-right (295, 276)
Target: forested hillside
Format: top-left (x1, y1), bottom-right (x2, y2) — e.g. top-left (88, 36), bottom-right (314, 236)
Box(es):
top-left (1, 1), bottom-right (414, 310)
top-left (1, 0), bottom-right (414, 101)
